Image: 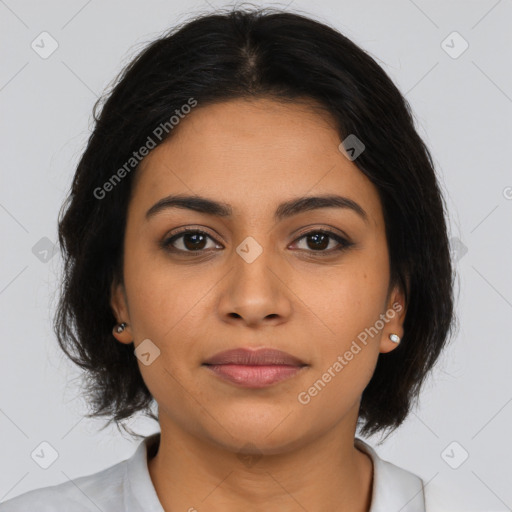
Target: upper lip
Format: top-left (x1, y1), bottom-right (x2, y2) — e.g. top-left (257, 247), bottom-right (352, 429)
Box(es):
top-left (203, 348), bottom-right (306, 366)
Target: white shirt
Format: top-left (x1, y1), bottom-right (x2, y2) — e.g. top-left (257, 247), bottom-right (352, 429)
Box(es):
top-left (0, 433), bottom-right (428, 511)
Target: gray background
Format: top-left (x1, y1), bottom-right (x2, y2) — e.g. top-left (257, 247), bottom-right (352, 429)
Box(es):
top-left (1, 0), bottom-right (511, 510)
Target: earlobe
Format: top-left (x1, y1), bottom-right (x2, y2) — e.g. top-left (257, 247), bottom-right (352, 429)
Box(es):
top-left (379, 284), bottom-right (407, 354)
top-left (112, 322), bottom-right (133, 345)
top-left (110, 280), bottom-right (133, 344)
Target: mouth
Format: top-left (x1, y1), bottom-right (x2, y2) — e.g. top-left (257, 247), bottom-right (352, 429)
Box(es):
top-left (202, 347), bottom-right (308, 388)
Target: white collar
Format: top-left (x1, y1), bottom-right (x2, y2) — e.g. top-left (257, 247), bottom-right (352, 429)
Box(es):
top-left (355, 437), bottom-right (426, 511)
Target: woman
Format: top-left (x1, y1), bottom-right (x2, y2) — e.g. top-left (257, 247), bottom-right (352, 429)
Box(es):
top-left (1, 7), bottom-right (455, 511)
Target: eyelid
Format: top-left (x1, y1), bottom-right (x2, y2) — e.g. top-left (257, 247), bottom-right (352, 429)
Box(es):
top-left (292, 224), bottom-right (350, 241)
top-left (165, 225), bottom-right (223, 242)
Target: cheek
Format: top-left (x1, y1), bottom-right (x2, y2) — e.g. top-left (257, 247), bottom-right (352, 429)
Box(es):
top-left (124, 256), bottom-right (208, 418)
top-left (327, 273), bottom-right (389, 345)
top-left (292, 251), bottom-right (388, 404)
top-left (294, 269), bottom-right (387, 421)
top-left (298, 249), bottom-right (390, 345)
top-left (294, 346), bottom-right (378, 437)
top-left (123, 241), bottom-right (207, 338)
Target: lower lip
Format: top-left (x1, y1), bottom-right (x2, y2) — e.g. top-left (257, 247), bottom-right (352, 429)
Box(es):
top-left (203, 364), bottom-right (306, 388)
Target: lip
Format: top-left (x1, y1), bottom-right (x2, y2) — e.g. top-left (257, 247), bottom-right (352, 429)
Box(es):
top-left (202, 348), bottom-right (308, 388)
top-left (203, 347), bottom-right (306, 366)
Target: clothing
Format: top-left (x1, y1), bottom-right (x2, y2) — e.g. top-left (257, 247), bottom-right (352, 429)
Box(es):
top-left (0, 433), bottom-right (427, 511)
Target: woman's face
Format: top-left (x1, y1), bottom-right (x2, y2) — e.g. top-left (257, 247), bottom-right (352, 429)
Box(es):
top-left (111, 97), bottom-right (404, 453)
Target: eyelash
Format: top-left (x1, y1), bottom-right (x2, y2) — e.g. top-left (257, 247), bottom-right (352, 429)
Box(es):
top-left (161, 228), bottom-right (354, 256)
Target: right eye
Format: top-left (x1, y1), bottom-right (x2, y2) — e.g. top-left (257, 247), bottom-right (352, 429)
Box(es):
top-left (161, 229), bottom-right (223, 253)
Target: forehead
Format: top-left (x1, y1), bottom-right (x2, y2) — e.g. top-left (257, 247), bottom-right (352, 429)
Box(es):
top-left (131, 98), bottom-right (383, 228)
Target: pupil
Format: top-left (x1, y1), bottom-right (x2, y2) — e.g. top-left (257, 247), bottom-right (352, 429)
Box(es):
top-left (308, 233), bottom-right (328, 250)
top-left (184, 233), bottom-right (206, 250)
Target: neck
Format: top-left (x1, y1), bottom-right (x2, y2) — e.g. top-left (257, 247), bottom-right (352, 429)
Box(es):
top-left (147, 412), bottom-right (373, 512)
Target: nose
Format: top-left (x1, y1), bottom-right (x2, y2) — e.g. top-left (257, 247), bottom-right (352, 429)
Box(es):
top-left (217, 240), bottom-right (293, 328)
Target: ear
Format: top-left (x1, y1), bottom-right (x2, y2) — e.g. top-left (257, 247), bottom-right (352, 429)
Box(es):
top-left (110, 279), bottom-right (133, 345)
top-left (379, 281), bottom-right (408, 354)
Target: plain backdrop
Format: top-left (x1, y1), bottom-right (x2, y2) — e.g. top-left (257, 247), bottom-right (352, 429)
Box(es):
top-left (1, 0), bottom-right (511, 510)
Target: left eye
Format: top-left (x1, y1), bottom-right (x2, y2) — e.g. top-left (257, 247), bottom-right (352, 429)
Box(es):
top-left (292, 230), bottom-right (351, 252)
top-left (162, 229), bottom-right (351, 254)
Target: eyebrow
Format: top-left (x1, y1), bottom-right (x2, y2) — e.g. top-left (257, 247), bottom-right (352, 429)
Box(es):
top-left (145, 193), bottom-right (369, 224)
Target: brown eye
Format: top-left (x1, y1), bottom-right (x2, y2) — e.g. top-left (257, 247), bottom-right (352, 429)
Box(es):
top-left (292, 230), bottom-right (353, 254)
top-left (304, 232), bottom-right (330, 250)
top-left (162, 230), bottom-right (221, 253)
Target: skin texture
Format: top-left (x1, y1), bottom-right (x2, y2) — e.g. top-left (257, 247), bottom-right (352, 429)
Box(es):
top-left (111, 98), bottom-right (406, 512)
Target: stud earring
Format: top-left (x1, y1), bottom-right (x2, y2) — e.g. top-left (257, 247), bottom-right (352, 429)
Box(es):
top-left (389, 333), bottom-right (401, 344)
top-left (113, 322), bottom-right (128, 334)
